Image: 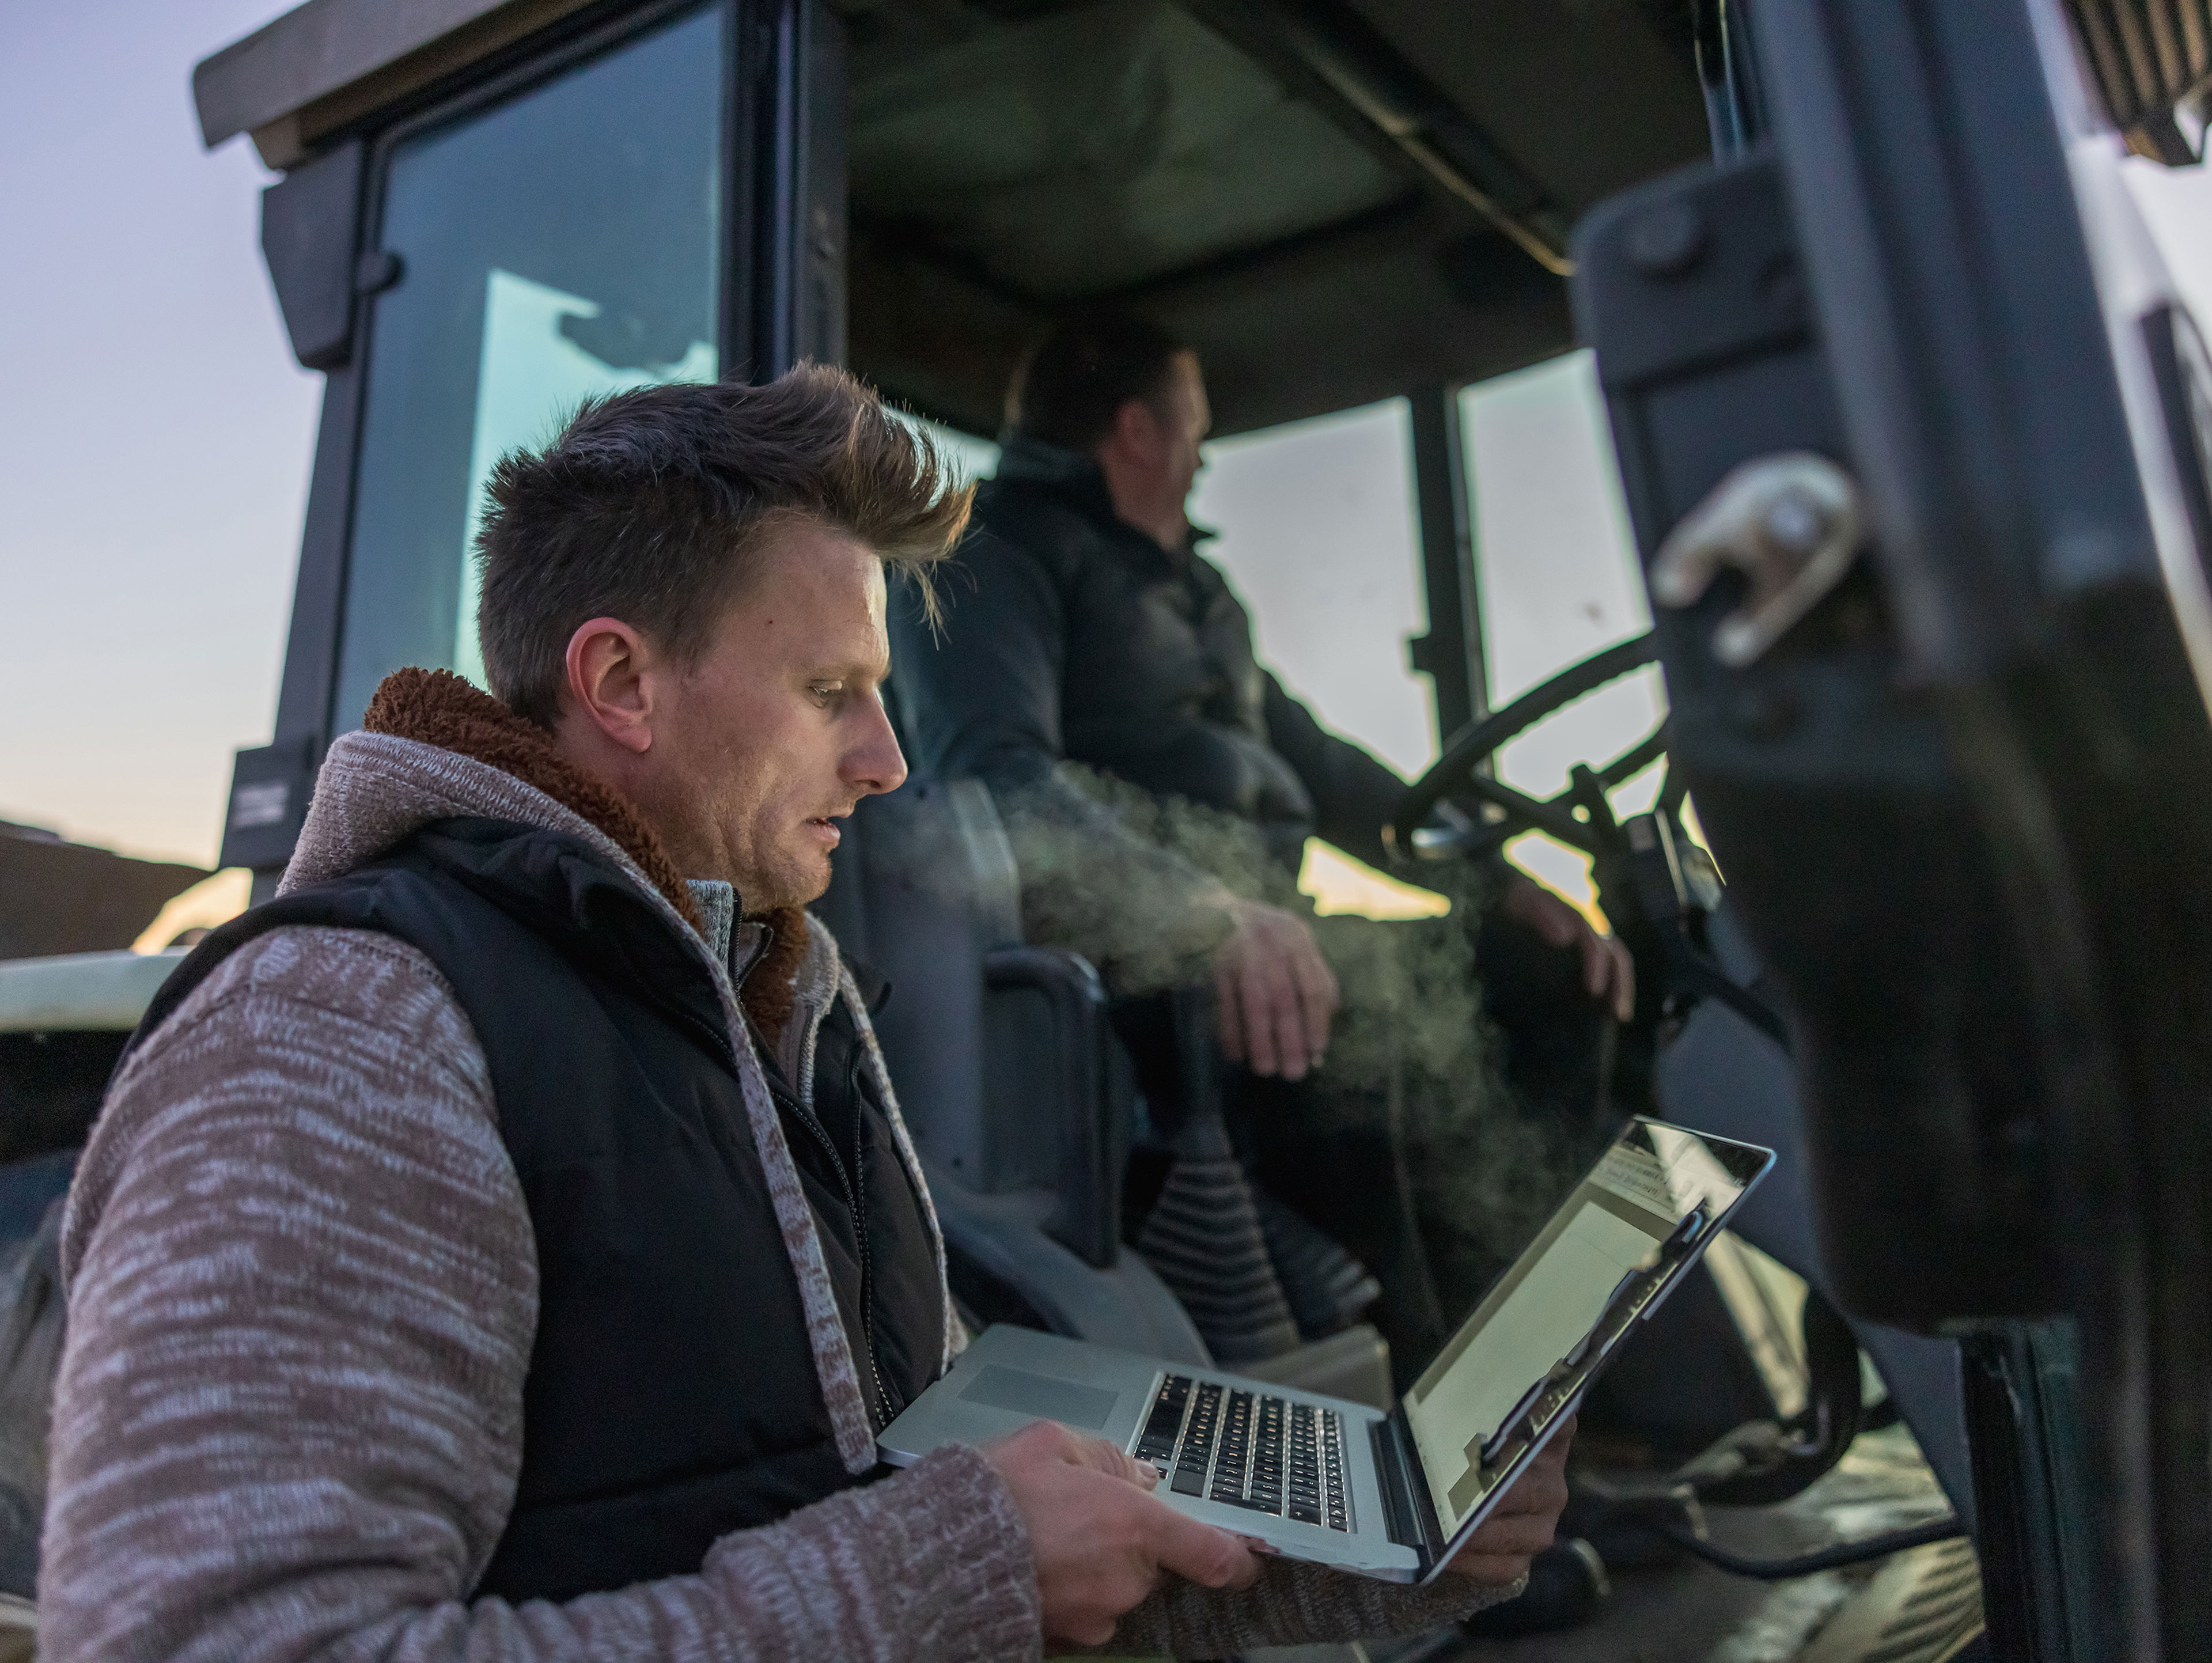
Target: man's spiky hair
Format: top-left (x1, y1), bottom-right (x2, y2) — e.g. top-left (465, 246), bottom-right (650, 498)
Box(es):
top-left (475, 364), bottom-right (971, 728)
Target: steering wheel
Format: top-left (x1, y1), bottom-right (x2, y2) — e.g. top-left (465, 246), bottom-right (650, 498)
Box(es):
top-left (1385, 632), bottom-right (1670, 868)
top-left (1386, 631), bottom-right (1789, 1051)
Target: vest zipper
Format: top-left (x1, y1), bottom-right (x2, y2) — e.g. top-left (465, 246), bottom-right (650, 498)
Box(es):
top-left (737, 923), bottom-right (894, 1431)
top-left (847, 1045), bottom-right (896, 1427)
top-left (775, 1043), bottom-right (895, 1432)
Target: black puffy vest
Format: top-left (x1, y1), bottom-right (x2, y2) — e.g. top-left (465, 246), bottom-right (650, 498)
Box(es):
top-left (129, 816), bottom-right (946, 1601)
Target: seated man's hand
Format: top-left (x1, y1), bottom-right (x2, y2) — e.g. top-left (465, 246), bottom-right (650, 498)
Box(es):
top-left (1501, 876), bottom-right (1635, 1024)
top-left (983, 1419), bottom-right (1260, 1646)
top-left (1443, 1417), bottom-right (1574, 1584)
top-left (1211, 896), bottom-right (1340, 1081)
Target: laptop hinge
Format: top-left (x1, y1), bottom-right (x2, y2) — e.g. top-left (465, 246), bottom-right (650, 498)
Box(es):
top-left (1370, 1410), bottom-right (1441, 1568)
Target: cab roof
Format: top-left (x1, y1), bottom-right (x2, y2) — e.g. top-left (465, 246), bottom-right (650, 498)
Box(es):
top-left (196, 0), bottom-right (1713, 435)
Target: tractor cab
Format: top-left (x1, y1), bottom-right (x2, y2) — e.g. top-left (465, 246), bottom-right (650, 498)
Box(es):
top-left (9, 0), bottom-right (2209, 1656)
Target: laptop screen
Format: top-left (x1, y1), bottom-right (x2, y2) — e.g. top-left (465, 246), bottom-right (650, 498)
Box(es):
top-left (1401, 1119), bottom-right (1768, 1540)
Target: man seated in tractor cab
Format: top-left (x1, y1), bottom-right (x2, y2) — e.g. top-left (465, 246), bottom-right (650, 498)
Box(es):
top-left (892, 313), bottom-right (1639, 1370)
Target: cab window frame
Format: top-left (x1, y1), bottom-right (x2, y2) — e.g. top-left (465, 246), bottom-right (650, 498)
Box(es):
top-left (255, 0), bottom-right (761, 831)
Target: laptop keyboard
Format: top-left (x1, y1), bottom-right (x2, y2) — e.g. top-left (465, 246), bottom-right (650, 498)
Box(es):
top-left (1132, 1374), bottom-right (1350, 1531)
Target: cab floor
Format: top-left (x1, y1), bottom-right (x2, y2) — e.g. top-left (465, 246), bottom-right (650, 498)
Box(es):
top-left (1429, 1556), bottom-right (1845, 1663)
top-left (1416, 1427), bottom-right (1971, 1663)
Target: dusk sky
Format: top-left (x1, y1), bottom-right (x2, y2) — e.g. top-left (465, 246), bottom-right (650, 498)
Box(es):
top-left (5, 1), bottom-right (2211, 933)
top-left (3, 0), bottom-right (319, 868)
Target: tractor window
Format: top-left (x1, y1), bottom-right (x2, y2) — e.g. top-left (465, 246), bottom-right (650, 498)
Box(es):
top-left (331, 5), bottom-right (723, 732)
top-left (899, 415), bottom-right (1000, 488)
top-left (1194, 399), bottom-right (1432, 775)
top-left (1463, 351), bottom-right (1665, 912)
top-left (1190, 400), bottom-right (1444, 918)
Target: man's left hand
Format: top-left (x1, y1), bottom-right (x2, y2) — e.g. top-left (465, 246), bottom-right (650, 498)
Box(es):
top-left (1441, 1418), bottom-right (1575, 1585)
top-left (1501, 877), bottom-right (1635, 1024)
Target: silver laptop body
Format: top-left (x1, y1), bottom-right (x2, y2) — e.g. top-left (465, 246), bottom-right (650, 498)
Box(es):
top-left (878, 1116), bottom-right (1775, 1584)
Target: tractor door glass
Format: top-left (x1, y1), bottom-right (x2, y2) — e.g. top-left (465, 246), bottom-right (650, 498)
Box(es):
top-left (1462, 351), bottom-right (1665, 912)
top-left (332, 6), bottom-right (722, 732)
top-left (1190, 399), bottom-right (1444, 918)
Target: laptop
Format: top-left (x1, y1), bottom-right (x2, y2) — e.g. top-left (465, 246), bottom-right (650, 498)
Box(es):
top-left (878, 1116), bottom-right (1775, 1583)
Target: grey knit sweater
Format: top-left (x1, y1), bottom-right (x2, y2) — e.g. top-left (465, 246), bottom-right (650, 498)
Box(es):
top-left (42, 725), bottom-right (1507, 1661)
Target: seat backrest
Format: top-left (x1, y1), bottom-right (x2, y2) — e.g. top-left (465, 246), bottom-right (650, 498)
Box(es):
top-left (843, 688), bottom-right (1115, 1201)
top-left (827, 778), bottom-right (1137, 1264)
top-left (822, 777), bottom-right (1024, 1188)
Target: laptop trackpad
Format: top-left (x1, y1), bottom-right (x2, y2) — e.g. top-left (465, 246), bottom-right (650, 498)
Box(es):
top-left (959, 1365), bottom-right (1118, 1430)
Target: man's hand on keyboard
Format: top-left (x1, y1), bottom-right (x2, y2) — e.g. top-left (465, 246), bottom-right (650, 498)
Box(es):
top-left (983, 1419), bottom-right (1262, 1645)
top-left (1442, 1417), bottom-right (1575, 1585)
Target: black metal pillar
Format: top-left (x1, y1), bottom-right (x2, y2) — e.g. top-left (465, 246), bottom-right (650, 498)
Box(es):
top-left (1959, 1323), bottom-right (2102, 1663)
top-left (736, 0), bottom-right (845, 380)
top-left (1748, 2), bottom-right (2212, 1657)
top-left (1406, 385), bottom-right (1487, 746)
top-left (1578, 0), bottom-right (2212, 1648)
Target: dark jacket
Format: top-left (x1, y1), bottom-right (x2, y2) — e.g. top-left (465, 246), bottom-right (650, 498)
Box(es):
top-left (892, 435), bottom-right (1410, 882)
top-left (129, 816), bottom-right (946, 1603)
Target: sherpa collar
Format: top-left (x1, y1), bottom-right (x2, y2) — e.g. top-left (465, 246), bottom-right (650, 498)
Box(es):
top-left (360, 668), bottom-right (808, 1040)
top-left (365, 668), bottom-right (703, 927)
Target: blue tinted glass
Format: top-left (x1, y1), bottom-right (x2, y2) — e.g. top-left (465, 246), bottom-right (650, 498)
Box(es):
top-left (334, 7), bottom-right (722, 732)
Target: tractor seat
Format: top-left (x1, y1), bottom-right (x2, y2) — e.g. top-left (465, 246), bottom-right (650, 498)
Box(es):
top-left (817, 775), bottom-right (1391, 1407)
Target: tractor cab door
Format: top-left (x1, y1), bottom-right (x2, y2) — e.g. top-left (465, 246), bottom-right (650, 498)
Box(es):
top-left (1573, 3), bottom-right (2212, 1658)
top-left (210, 0), bottom-right (849, 870)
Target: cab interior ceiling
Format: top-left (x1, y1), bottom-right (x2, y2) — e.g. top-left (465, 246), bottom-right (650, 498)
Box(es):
top-left (836, 0), bottom-right (1711, 438)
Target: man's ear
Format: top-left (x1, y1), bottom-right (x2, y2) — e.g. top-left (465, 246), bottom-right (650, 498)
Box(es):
top-left (1107, 395), bottom-right (1162, 462)
top-left (563, 617), bottom-right (656, 755)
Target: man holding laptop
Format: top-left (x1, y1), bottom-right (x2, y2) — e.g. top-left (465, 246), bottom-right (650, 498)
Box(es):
top-left (41, 370), bottom-right (1577, 1660)
top-left (884, 1121), bottom-right (1767, 1589)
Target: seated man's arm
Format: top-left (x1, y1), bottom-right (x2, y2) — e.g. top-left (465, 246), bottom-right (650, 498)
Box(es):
top-left (42, 926), bottom-right (1042, 1663)
top-left (1259, 671), bottom-right (1408, 874)
top-left (892, 536), bottom-right (1226, 969)
top-left (891, 528), bottom-right (1073, 802)
top-left (894, 541), bottom-right (1338, 1074)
